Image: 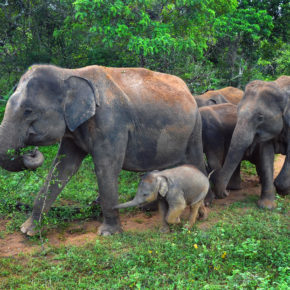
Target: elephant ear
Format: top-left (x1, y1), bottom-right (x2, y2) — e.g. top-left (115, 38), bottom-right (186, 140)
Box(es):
top-left (64, 76), bottom-right (100, 132)
top-left (208, 98), bottom-right (217, 105)
top-left (157, 176), bottom-right (168, 197)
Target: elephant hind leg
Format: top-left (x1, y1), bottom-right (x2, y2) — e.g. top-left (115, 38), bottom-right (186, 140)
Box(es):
top-left (198, 200), bottom-right (208, 221)
top-left (187, 200), bottom-right (202, 229)
top-left (274, 154), bottom-right (290, 196)
top-left (186, 113), bottom-right (207, 174)
top-left (166, 203), bottom-right (186, 224)
top-left (93, 132), bottom-right (129, 236)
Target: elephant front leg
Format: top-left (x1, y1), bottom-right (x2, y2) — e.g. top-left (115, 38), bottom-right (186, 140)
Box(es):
top-left (21, 139), bottom-right (86, 236)
top-left (158, 199), bottom-right (170, 233)
top-left (256, 142), bottom-right (276, 209)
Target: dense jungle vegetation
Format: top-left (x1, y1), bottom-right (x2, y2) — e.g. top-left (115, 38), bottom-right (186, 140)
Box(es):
top-left (0, 1), bottom-right (289, 288)
top-left (0, 0), bottom-right (289, 100)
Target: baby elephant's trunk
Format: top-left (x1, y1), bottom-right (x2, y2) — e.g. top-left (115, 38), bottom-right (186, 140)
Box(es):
top-left (114, 198), bottom-right (141, 209)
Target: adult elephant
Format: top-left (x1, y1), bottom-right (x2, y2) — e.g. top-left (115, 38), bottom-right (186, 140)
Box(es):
top-left (200, 103), bottom-right (244, 192)
top-left (195, 86), bottom-right (244, 107)
top-left (0, 64), bottom-right (206, 236)
top-left (200, 103), bottom-right (284, 200)
top-left (213, 76), bottom-right (290, 209)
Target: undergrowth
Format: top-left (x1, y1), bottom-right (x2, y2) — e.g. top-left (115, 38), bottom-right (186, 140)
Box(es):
top-left (0, 146), bottom-right (289, 288)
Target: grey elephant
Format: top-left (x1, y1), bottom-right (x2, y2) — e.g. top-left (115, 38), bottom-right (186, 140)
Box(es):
top-left (213, 76), bottom-right (290, 209)
top-left (0, 64), bottom-right (207, 236)
top-left (114, 165), bottom-right (209, 233)
top-left (195, 86), bottom-right (244, 107)
top-left (200, 103), bottom-right (284, 204)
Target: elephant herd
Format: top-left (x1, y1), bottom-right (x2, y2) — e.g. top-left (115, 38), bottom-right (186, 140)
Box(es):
top-left (0, 65), bottom-right (289, 236)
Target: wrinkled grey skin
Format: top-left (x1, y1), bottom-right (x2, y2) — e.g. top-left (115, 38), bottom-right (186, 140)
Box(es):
top-left (114, 165), bottom-right (209, 233)
top-left (0, 64), bottom-right (207, 236)
top-left (200, 103), bottom-right (243, 202)
top-left (213, 76), bottom-right (290, 209)
top-left (200, 103), bottom-right (283, 204)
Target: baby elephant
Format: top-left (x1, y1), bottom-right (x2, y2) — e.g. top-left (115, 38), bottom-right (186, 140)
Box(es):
top-left (114, 165), bottom-right (209, 233)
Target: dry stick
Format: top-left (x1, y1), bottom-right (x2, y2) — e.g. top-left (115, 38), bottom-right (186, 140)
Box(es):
top-left (38, 160), bottom-right (60, 251)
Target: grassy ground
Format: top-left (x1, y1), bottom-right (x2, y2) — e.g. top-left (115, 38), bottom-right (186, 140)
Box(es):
top-left (0, 146), bottom-right (289, 288)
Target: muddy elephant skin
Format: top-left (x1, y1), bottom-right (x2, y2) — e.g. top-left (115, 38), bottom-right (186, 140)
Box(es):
top-left (195, 86), bottom-right (244, 107)
top-left (0, 64), bottom-right (207, 236)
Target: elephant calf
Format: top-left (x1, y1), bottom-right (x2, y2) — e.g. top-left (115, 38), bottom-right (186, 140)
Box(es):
top-left (114, 165), bottom-right (209, 233)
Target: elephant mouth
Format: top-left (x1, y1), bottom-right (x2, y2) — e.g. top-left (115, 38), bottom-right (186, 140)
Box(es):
top-left (26, 132), bottom-right (60, 146)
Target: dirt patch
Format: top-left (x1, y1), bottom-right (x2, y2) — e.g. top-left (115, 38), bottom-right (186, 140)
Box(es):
top-left (0, 155), bottom-right (286, 257)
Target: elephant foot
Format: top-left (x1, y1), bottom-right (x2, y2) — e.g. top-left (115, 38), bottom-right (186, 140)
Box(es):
top-left (198, 207), bottom-right (208, 221)
top-left (20, 216), bottom-right (38, 236)
top-left (276, 187), bottom-right (290, 196)
top-left (257, 198), bottom-right (277, 210)
top-left (97, 221), bottom-right (123, 236)
top-left (160, 225), bottom-right (170, 233)
top-left (215, 190), bottom-right (229, 199)
top-left (213, 181), bottom-right (229, 199)
top-left (204, 189), bottom-right (215, 206)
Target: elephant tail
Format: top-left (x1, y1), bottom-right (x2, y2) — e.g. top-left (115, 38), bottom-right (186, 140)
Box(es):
top-left (208, 170), bottom-right (215, 179)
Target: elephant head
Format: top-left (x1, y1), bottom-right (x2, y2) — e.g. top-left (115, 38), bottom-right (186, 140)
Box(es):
top-left (195, 94), bottom-right (229, 107)
top-left (0, 65), bottom-right (99, 172)
top-left (214, 76), bottom-right (290, 198)
top-left (114, 172), bottom-right (168, 209)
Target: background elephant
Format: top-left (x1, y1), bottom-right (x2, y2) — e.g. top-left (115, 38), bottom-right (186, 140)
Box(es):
top-left (114, 165), bottom-right (209, 233)
top-left (200, 103), bottom-right (243, 192)
top-left (200, 103), bottom-right (282, 203)
top-left (195, 86), bottom-right (244, 107)
top-left (0, 64), bottom-right (207, 236)
top-left (213, 76), bottom-right (290, 209)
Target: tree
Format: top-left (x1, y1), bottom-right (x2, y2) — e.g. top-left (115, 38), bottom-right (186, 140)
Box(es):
top-left (211, 5), bottom-right (273, 87)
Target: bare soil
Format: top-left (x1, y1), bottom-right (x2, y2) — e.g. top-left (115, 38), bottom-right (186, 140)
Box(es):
top-left (0, 155), bottom-right (286, 257)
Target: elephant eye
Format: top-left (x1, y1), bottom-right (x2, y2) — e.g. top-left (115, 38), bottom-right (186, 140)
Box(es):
top-left (257, 113), bottom-right (264, 122)
top-left (24, 109), bottom-right (33, 116)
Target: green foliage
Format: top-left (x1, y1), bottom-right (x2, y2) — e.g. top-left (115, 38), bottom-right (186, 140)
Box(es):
top-left (212, 5), bottom-right (274, 86)
top-left (0, 0), bottom-right (289, 98)
top-left (241, 160), bottom-right (257, 176)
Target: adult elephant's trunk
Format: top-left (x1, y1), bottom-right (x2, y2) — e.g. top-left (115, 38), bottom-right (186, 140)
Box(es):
top-left (0, 121), bottom-right (44, 172)
top-left (214, 119), bottom-right (255, 198)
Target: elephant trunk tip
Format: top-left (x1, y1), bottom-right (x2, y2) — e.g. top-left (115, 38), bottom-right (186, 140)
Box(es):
top-left (113, 199), bottom-right (141, 209)
top-left (23, 147), bottom-right (45, 170)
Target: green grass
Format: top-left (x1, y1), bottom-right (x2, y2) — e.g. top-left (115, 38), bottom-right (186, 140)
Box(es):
top-left (0, 146), bottom-right (289, 288)
top-left (241, 160), bottom-right (257, 176)
top-left (0, 203), bottom-right (289, 288)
